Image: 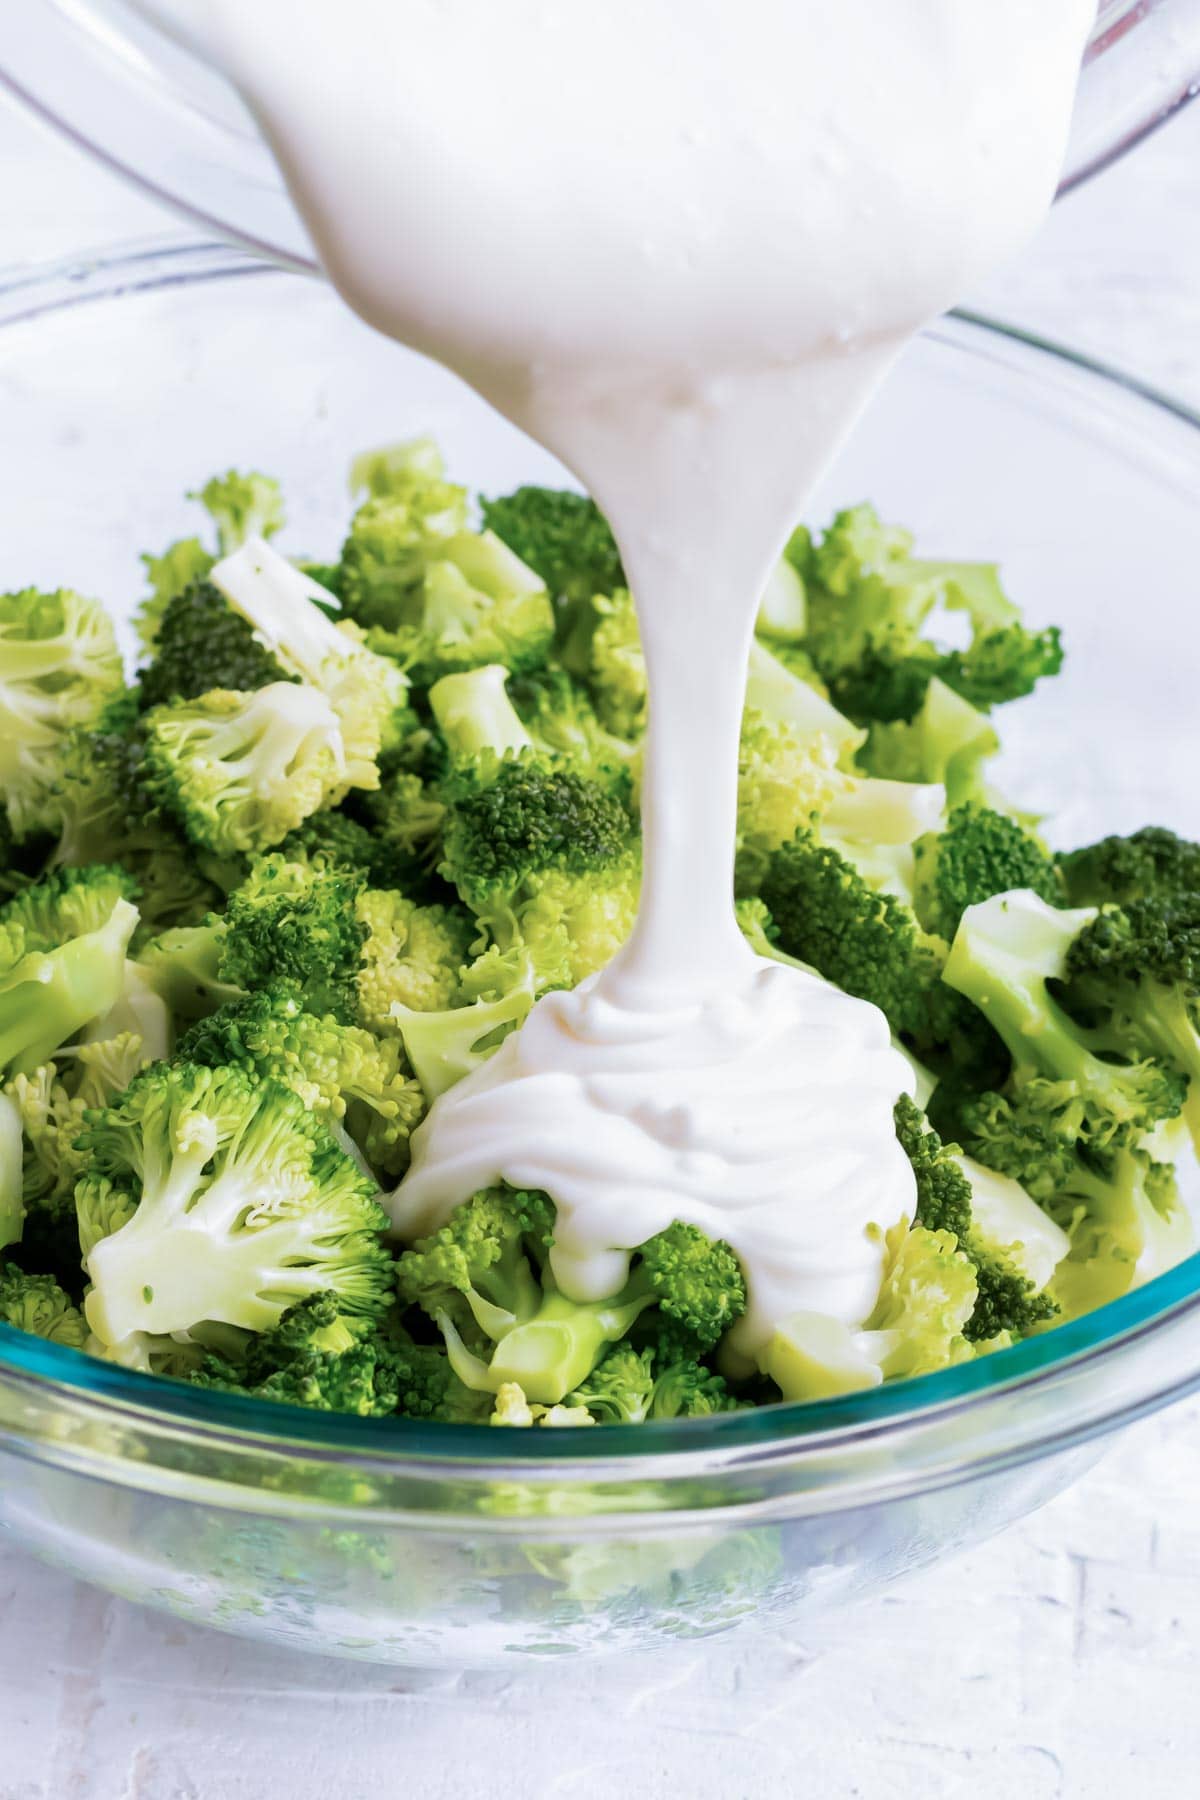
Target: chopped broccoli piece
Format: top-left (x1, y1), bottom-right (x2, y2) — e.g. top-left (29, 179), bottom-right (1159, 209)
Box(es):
top-left (0, 867), bottom-right (140, 1078)
top-left (0, 588), bottom-right (126, 837)
top-left (391, 946), bottom-right (537, 1099)
top-left (221, 854), bottom-right (368, 1022)
top-left (355, 887), bottom-right (473, 1034)
top-left (480, 486), bottom-right (624, 606)
top-left (136, 920), bottom-right (243, 1022)
top-left (192, 470), bottom-right (286, 555)
top-left (212, 538), bottom-right (409, 786)
top-left (79, 1062), bottom-right (393, 1351)
top-left (137, 539), bottom-right (216, 650)
top-left (179, 986), bottom-right (425, 1176)
top-left (138, 582), bottom-right (292, 709)
top-left (0, 1091), bottom-right (22, 1251)
top-left (1059, 826), bottom-right (1200, 908)
top-left (143, 683), bottom-right (352, 855)
top-left (913, 804), bottom-right (1062, 942)
top-left (0, 1260), bottom-right (87, 1347)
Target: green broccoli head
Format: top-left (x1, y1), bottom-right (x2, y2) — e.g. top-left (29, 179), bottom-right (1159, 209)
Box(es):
top-left (913, 804), bottom-right (1062, 942)
top-left (0, 1260), bottom-right (87, 1347)
top-left (143, 683), bottom-right (355, 857)
top-left (191, 470), bottom-right (286, 555)
top-left (212, 538), bottom-right (410, 787)
top-left (137, 539), bottom-right (217, 650)
top-left (221, 854), bottom-right (368, 1021)
top-left (1059, 826), bottom-right (1200, 908)
top-left (0, 867), bottom-right (140, 1078)
top-left (944, 889), bottom-right (1187, 1149)
top-left (479, 486), bottom-right (624, 607)
top-left (0, 588), bottom-right (126, 837)
top-left (138, 582), bottom-right (293, 710)
top-left (188, 1293), bottom-right (444, 1418)
top-left (78, 1061), bottom-right (393, 1350)
top-left (179, 985), bottom-right (425, 1177)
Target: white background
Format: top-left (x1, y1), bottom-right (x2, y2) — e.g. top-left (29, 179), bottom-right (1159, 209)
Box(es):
top-left (3, 88), bottom-right (1200, 1800)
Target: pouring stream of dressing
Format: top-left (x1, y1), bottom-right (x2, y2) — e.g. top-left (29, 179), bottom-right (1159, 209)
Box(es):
top-left (142, 0), bottom-right (1094, 1359)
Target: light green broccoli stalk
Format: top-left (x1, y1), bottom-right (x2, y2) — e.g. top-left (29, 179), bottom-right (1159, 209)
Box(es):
top-left (79, 1062), bottom-right (394, 1352)
top-left (0, 1092), bottom-right (23, 1251)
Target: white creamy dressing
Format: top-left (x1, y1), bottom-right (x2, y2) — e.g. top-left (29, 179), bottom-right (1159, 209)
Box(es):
top-left (141, 0), bottom-right (1093, 1357)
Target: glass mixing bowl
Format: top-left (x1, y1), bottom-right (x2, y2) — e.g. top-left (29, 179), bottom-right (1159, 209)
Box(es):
top-left (2, 243), bottom-right (1200, 1667)
top-left (2, 2), bottom-right (1200, 267)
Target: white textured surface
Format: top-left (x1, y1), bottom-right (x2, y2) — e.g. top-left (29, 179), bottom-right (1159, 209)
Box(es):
top-left (3, 86), bottom-right (1200, 1800)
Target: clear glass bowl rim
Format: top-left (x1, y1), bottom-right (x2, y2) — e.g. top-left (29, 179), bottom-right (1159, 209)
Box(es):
top-left (2, 240), bottom-right (1200, 1484)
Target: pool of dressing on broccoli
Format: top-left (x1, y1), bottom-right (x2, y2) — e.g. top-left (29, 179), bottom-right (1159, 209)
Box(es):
top-left (144, 0), bottom-right (1093, 1363)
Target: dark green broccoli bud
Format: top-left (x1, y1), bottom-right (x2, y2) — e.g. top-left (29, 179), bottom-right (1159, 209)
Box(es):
top-left (221, 854), bottom-right (368, 1022)
top-left (480, 487), bottom-right (624, 605)
top-left (894, 1095), bottom-right (972, 1241)
top-left (277, 807), bottom-right (417, 891)
top-left (1059, 826), bottom-right (1200, 908)
top-left (179, 986), bottom-right (425, 1176)
top-left (442, 761), bottom-right (633, 904)
top-left (932, 624), bottom-right (1064, 712)
top-left (188, 1295), bottom-right (431, 1418)
top-left (637, 1221), bottom-right (747, 1351)
top-left (138, 582), bottom-right (292, 709)
top-left (761, 829), bottom-right (942, 1044)
top-left (396, 1186), bottom-right (556, 1351)
top-left (0, 1259), bottom-right (87, 1347)
top-left (913, 805), bottom-right (1063, 942)
top-left (78, 1061), bottom-right (393, 1349)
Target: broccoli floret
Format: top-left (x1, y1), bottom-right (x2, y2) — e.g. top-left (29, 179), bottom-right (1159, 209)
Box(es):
top-left (0, 1260), bottom-right (87, 1347)
top-left (861, 678), bottom-right (1000, 805)
top-left (582, 589), bottom-right (646, 740)
top-left (138, 582), bottom-right (292, 709)
top-left (193, 470), bottom-right (286, 555)
top-left (48, 696), bottom-right (227, 934)
top-left (913, 805), bottom-right (1062, 942)
top-left (354, 888), bottom-right (474, 1034)
top-left (1048, 1145), bottom-right (1195, 1318)
top-left (480, 486), bottom-right (624, 606)
top-left (1059, 826), bottom-right (1200, 908)
top-left (398, 1192), bottom-right (746, 1407)
top-left (1062, 894), bottom-right (1200, 1151)
top-left (179, 986), bottom-right (425, 1176)
top-left (143, 683), bottom-right (353, 857)
top-left (761, 1220), bottom-right (976, 1401)
top-left (507, 665), bottom-right (636, 787)
top-left (212, 538), bottom-right (409, 785)
top-left (136, 539), bottom-right (216, 649)
top-left (0, 867), bottom-right (140, 1077)
top-left (349, 434), bottom-right (460, 504)
top-left (797, 505), bottom-right (1063, 723)
top-left (736, 710), bottom-right (942, 896)
top-left (429, 663), bottom-right (535, 767)
top-left (894, 1096), bottom-right (1058, 1341)
top-left (389, 946), bottom-right (537, 1099)
top-left (359, 529), bottom-right (555, 683)
top-left (277, 807), bottom-right (415, 891)
top-left (944, 890), bottom-right (1187, 1147)
top-left (441, 759), bottom-right (640, 991)
top-left (0, 588), bottom-right (126, 837)
top-left (78, 1062), bottom-right (393, 1351)
top-left (188, 1294), bottom-right (432, 1417)
top-left (221, 854), bottom-right (368, 1022)
top-left (566, 1343), bottom-right (657, 1423)
top-left (761, 829), bottom-right (990, 1070)
top-left (339, 446), bottom-right (470, 623)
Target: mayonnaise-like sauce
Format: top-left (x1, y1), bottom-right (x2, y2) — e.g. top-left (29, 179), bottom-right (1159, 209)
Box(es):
top-left (140, 0), bottom-right (1093, 1355)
